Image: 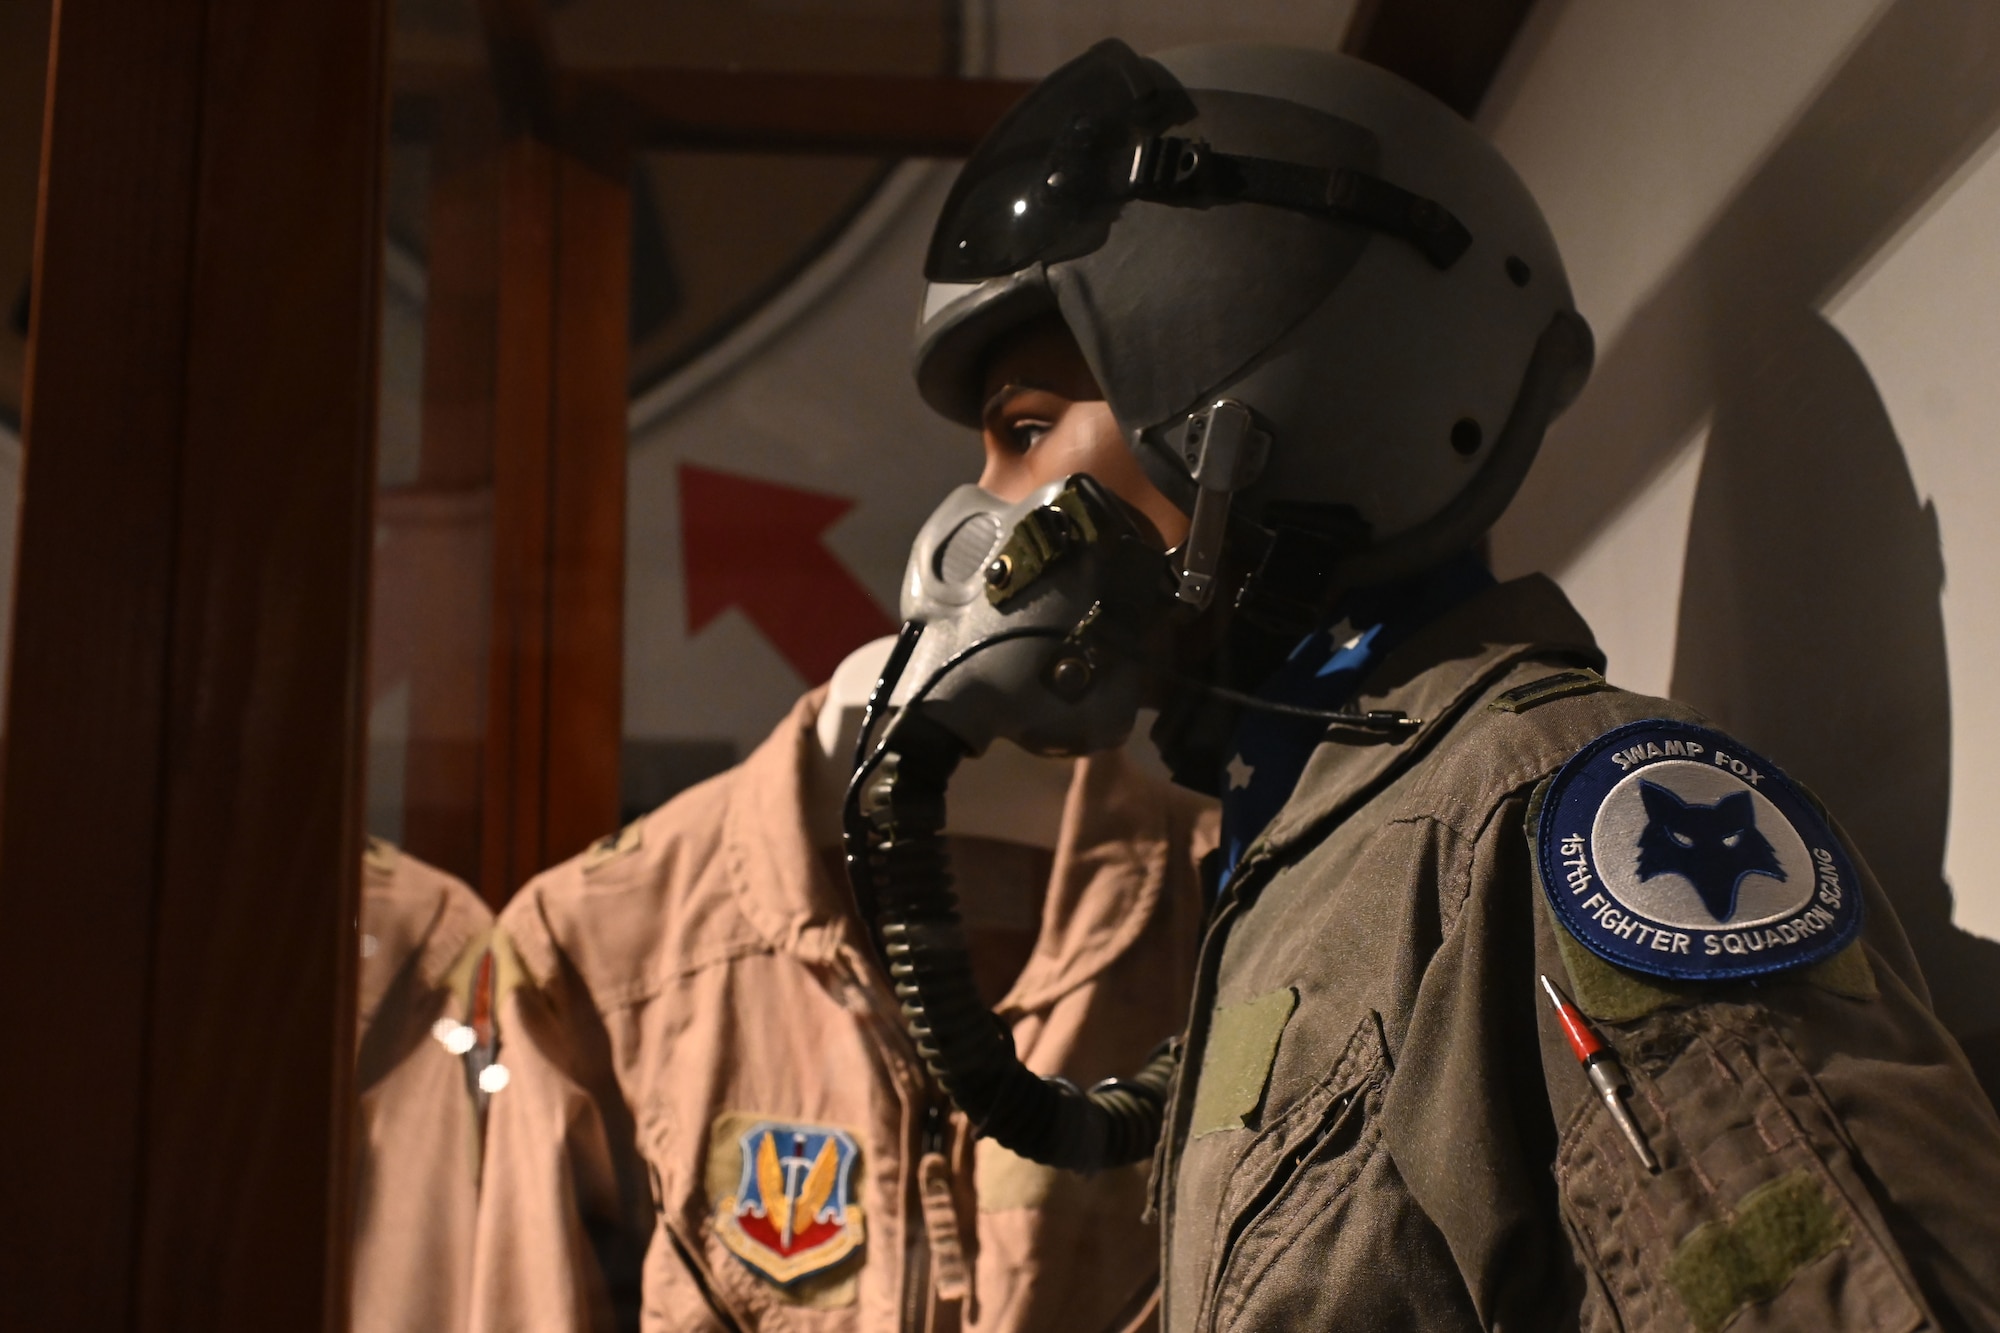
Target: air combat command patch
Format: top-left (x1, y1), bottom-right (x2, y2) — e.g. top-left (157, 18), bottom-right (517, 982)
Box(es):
top-left (715, 1120), bottom-right (866, 1286)
top-left (1537, 719), bottom-right (1861, 982)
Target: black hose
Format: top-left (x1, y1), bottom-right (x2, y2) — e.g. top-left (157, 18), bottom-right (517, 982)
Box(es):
top-left (845, 705), bottom-right (1176, 1172)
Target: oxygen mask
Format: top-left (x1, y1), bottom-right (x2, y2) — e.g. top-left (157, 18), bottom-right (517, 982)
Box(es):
top-left (840, 474), bottom-right (1182, 1172)
top-left (881, 473), bottom-right (1179, 758)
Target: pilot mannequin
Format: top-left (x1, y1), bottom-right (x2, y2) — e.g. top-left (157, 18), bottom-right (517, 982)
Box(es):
top-left (840, 38), bottom-right (2000, 1333)
top-left (467, 633), bottom-right (1216, 1333)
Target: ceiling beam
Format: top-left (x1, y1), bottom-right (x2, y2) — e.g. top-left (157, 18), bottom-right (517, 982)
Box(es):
top-left (394, 0), bottom-right (1539, 158)
top-left (393, 62), bottom-right (1032, 156)
top-left (1341, 0), bottom-right (1540, 119)
top-left (473, 0), bottom-right (557, 135)
top-left (571, 67), bottom-right (1032, 156)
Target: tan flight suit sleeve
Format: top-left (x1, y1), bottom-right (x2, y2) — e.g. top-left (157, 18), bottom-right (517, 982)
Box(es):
top-left (468, 913), bottom-right (635, 1333)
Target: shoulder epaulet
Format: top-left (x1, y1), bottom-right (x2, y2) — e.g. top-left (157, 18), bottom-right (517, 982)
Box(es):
top-left (1532, 718), bottom-right (1863, 985)
top-left (1489, 667), bottom-right (1611, 715)
top-left (581, 818), bottom-right (643, 872)
top-left (363, 835), bottom-right (399, 877)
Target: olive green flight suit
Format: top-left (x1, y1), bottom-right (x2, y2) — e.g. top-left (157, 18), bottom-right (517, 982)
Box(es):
top-left (1159, 575), bottom-right (2000, 1332)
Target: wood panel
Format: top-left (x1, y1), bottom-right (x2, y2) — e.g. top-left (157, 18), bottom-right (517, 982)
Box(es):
top-left (0, 1), bottom-right (205, 1322)
top-left (393, 64), bottom-right (1031, 155)
top-left (388, 0), bottom-right (1546, 160)
top-left (541, 151), bottom-right (630, 867)
top-left (0, 0), bottom-right (53, 421)
top-left (0, 0), bottom-right (388, 1327)
top-left (566, 67), bottom-right (1031, 156)
top-left (480, 136), bottom-right (629, 901)
top-left (395, 92), bottom-right (505, 884)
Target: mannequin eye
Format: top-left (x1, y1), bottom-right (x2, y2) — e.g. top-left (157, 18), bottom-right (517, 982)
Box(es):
top-left (1007, 420), bottom-right (1052, 453)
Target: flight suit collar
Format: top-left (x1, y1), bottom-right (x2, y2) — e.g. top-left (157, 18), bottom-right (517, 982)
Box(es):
top-left (999, 747), bottom-right (1182, 1017)
top-left (1242, 575), bottom-right (1603, 872)
top-left (720, 687), bottom-right (869, 969)
top-left (357, 839), bottom-right (491, 1034)
top-left (719, 689), bottom-right (1188, 1012)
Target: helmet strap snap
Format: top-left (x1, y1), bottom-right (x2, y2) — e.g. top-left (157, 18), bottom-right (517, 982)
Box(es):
top-left (1168, 399), bottom-right (1269, 611)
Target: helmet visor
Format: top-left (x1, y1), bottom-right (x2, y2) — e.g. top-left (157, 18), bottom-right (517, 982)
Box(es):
top-left (925, 40), bottom-right (1197, 283)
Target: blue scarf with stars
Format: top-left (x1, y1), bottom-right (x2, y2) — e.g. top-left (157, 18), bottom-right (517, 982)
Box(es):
top-left (1216, 552), bottom-right (1496, 890)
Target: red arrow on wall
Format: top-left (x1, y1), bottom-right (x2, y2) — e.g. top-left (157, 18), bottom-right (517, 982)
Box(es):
top-left (680, 463), bottom-right (898, 685)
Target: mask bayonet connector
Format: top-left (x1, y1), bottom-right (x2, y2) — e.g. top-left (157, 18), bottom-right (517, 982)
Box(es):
top-left (982, 483), bottom-right (1113, 607)
top-left (1172, 399), bottom-right (1268, 611)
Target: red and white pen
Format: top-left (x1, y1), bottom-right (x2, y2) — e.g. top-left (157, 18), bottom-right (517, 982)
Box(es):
top-left (1539, 974), bottom-right (1659, 1173)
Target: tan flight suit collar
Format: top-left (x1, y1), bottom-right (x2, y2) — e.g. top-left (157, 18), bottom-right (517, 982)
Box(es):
top-left (1000, 746), bottom-right (1178, 1018)
top-left (1243, 574), bottom-right (1604, 873)
top-left (719, 688), bottom-right (867, 971)
top-left (357, 836), bottom-right (492, 1035)
top-left (718, 688), bottom-right (1184, 1014)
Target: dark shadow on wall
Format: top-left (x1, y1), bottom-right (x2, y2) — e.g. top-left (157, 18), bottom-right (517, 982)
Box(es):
top-left (1670, 313), bottom-right (2000, 1102)
top-left (1489, 0), bottom-right (2000, 1102)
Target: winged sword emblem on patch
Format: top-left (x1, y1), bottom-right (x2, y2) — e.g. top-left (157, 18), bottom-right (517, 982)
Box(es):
top-left (715, 1120), bottom-right (865, 1285)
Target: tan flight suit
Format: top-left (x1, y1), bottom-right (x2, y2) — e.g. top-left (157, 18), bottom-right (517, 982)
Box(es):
top-left (352, 839), bottom-right (495, 1333)
top-left (472, 690), bottom-right (1217, 1333)
top-left (1159, 575), bottom-right (2000, 1332)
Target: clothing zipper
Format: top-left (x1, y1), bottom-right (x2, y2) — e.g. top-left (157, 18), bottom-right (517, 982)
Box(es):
top-left (920, 1097), bottom-right (949, 1156)
top-left (832, 953), bottom-right (944, 1333)
top-left (650, 1160), bottom-right (747, 1333)
top-left (899, 1098), bottom-right (951, 1332)
top-left (1155, 851), bottom-right (1277, 1330)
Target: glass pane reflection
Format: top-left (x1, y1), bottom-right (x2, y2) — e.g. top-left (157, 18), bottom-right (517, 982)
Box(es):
top-left (354, 0), bottom-right (957, 1326)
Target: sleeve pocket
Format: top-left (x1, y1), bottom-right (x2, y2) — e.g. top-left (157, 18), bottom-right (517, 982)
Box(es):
top-left (1555, 1002), bottom-right (1932, 1333)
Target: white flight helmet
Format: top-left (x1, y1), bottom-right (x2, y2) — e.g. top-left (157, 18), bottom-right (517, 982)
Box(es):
top-left (914, 40), bottom-right (1591, 627)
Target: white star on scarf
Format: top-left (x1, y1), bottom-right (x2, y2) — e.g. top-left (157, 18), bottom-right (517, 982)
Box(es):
top-left (1226, 754), bottom-right (1256, 791)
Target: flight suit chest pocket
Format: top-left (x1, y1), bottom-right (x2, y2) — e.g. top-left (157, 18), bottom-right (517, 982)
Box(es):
top-left (1192, 1010), bottom-right (1389, 1333)
top-left (1556, 1005), bottom-right (1928, 1333)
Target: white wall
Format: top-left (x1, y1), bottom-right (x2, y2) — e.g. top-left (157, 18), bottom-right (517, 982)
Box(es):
top-left (1486, 0), bottom-right (2000, 1084)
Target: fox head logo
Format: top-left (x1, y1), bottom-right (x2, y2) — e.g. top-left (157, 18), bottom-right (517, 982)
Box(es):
top-left (1635, 781), bottom-right (1786, 921)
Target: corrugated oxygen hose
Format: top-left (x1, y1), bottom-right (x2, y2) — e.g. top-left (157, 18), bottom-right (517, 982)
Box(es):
top-left (845, 707), bottom-right (1176, 1173)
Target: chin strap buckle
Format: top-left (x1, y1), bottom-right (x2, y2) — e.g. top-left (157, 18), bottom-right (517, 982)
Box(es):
top-left (1170, 399), bottom-right (1269, 611)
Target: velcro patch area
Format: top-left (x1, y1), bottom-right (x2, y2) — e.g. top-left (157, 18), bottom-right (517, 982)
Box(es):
top-left (1488, 668), bottom-right (1610, 714)
top-left (581, 819), bottom-right (643, 872)
top-left (1666, 1169), bottom-right (1849, 1332)
top-left (1189, 988), bottom-right (1297, 1137)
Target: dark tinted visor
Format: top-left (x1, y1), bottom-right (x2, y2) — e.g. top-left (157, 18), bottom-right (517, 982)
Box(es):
top-left (925, 40), bottom-right (1197, 283)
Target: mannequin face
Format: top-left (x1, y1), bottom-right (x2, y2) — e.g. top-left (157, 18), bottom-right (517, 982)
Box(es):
top-left (977, 316), bottom-right (1191, 549)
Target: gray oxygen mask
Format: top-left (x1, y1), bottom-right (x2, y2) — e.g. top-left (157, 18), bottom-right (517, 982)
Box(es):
top-left (839, 473), bottom-right (1183, 1174)
top-left (882, 473), bottom-right (1180, 758)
